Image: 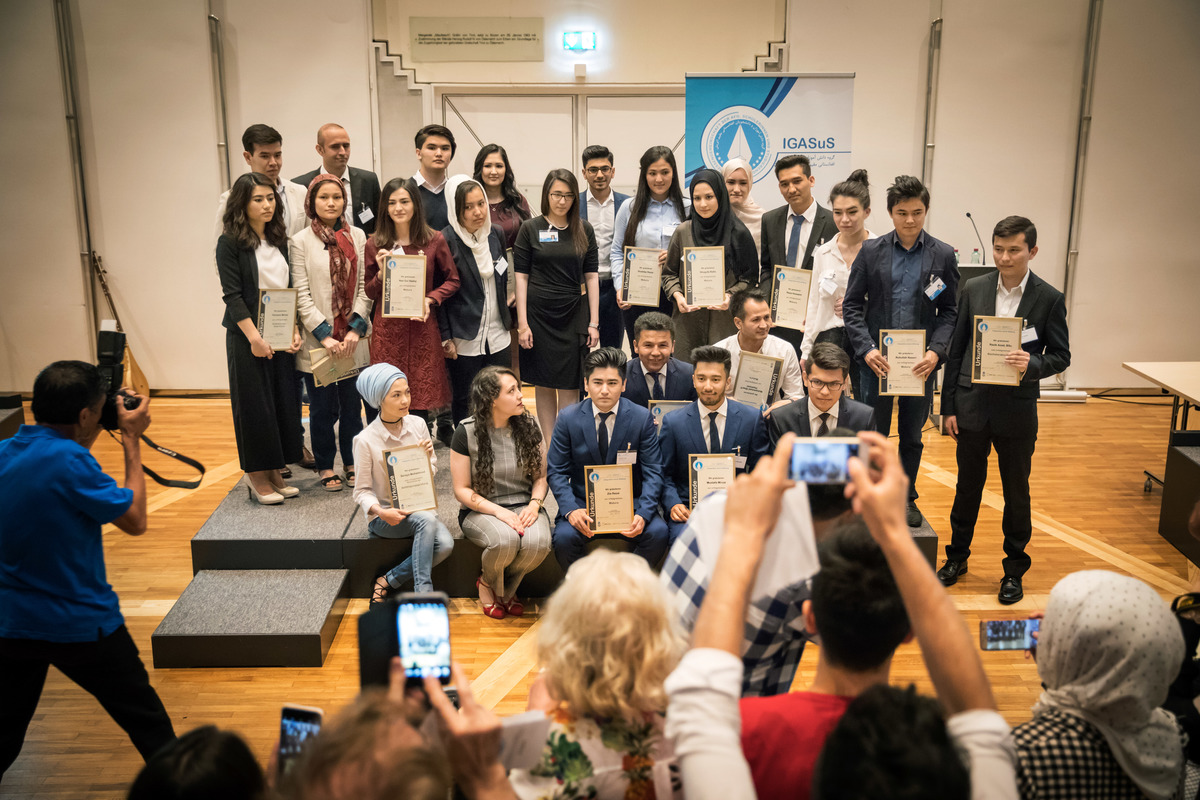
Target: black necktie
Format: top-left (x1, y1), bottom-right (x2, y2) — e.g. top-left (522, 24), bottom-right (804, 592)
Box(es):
top-left (651, 372), bottom-right (664, 401)
top-left (597, 411), bottom-right (613, 458)
top-left (708, 412), bottom-right (721, 453)
top-left (816, 412), bottom-right (831, 437)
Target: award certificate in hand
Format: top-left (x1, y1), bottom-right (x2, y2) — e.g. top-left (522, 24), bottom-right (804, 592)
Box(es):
top-left (383, 254), bottom-right (427, 319)
top-left (682, 246), bottom-right (725, 307)
top-left (972, 316), bottom-right (1023, 386)
top-left (622, 247), bottom-right (663, 307)
top-left (648, 400), bottom-right (691, 431)
top-left (769, 267), bottom-right (812, 331)
top-left (309, 341), bottom-right (370, 387)
top-left (383, 445), bottom-right (438, 512)
top-left (257, 288), bottom-right (297, 350)
top-left (585, 464), bottom-right (634, 533)
top-left (732, 351), bottom-right (783, 411)
top-left (689, 453), bottom-right (735, 509)
top-left (879, 330), bottom-right (926, 397)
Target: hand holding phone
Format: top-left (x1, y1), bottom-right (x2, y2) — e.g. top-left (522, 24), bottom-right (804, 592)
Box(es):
top-left (979, 618), bottom-right (1040, 651)
top-left (278, 703), bottom-right (323, 779)
top-left (789, 437), bottom-right (862, 484)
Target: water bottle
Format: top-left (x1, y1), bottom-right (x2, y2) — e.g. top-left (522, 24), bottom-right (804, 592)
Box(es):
top-left (970, 248), bottom-right (981, 264)
top-left (954, 248), bottom-right (960, 264)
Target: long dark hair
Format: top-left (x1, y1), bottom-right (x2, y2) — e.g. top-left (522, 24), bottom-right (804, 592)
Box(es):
top-left (468, 366), bottom-right (542, 498)
top-left (540, 169), bottom-right (588, 256)
top-left (372, 177), bottom-right (434, 249)
top-left (223, 172), bottom-right (287, 250)
top-left (473, 144), bottom-right (529, 218)
top-left (623, 146), bottom-right (687, 247)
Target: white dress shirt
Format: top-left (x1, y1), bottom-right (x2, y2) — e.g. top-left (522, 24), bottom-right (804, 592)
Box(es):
top-left (592, 402), bottom-right (618, 446)
top-left (254, 240), bottom-right (290, 289)
top-left (586, 191), bottom-right (616, 278)
top-left (642, 363), bottom-right (668, 399)
top-left (351, 415), bottom-right (437, 521)
top-left (413, 170), bottom-right (446, 193)
top-left (452, 255), bottom-right (511, 357)
top-left (713, 333), bottom-right (805, 401)
top-left (610, 196), bottom-right (691, 286)
top-left (801, 230), bottom-right (879, 363)
top-left (697, 399), bottom-right (729, 450)
top-left (807, 397), bottom-right (839, 435)
top-left (783, 198), bottom-right (820, 266)
top-left (995, 269), bottom-right (1029, 318)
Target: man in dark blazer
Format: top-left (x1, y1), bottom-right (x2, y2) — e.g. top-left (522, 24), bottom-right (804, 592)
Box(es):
top-left (579, 145), bottom-right (631, 349)
top-left (769, 342), bottom-right (875, 445)
top-left (659, 345), bottom-right (769, 542)
top-left (294, 123), bottom-right (381, 234)
top-left (548, 348), bottom-right (669, 570)
top-left (843, 175), bottom-right (958, 527)
top-left (758, 154), bottom-right (839, 360)
top-left (937, 216), bottom-right (1070, 605)
top-left (622, 312), bottom-right (697, 408)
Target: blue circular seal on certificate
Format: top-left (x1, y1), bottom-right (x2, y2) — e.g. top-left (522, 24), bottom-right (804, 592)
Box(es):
top-left (978, 321), bottom-right (989, 332)
top-left (884, 335), bottom-right (894, 346)
top-left (687, 252), bottom-right (696, 262)
top-left (388, 455), bottom-right (398, 465)
top-left (702, 106), bottom-right (774, 183)
top-left (777, 271), bottom-right (786, 281)
top-left (263, 295), bottom-right (270, 303)
top-left (589, 472), bottom-right (599, 483)
top-left (694, 460), bottom-right (703, 470)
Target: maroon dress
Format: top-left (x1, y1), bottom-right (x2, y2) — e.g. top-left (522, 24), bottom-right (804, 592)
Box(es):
top-left (364, 233), bottom-right (461, 411)
top-left (489, 194), bottom-right (532, 250)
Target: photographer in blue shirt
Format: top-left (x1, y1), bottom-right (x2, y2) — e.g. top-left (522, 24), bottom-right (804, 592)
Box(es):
top-left (0, 361), bottom-right (175, 776)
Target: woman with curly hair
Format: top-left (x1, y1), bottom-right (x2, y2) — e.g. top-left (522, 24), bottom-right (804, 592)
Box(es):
top-left (510, 549), bottom-right (686, 799)
top-left (449, 366), bottom-right (550, 618)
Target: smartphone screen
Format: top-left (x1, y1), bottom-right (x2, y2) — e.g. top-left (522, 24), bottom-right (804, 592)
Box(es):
top-left (979, 618), bottom-right (1040, 651)
top-left (789, 437), bottom-right (860, 484)
top-left (278, 705), bottom-right (323, 778)
top-left (397, 600), bottom-right (452, 684)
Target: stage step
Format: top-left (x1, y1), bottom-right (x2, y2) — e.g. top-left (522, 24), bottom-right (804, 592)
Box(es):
top-left (151, 569), bottom-right (348, 668)
top-left (912, 517), bottom-right (938, 567)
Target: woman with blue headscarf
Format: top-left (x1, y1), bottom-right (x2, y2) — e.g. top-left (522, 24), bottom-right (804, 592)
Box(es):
top-left (352, 363), bottom-right (454, 603)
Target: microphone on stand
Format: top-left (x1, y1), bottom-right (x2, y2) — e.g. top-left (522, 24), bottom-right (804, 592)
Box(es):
top-left (965, 212), bottom-right (987, 265)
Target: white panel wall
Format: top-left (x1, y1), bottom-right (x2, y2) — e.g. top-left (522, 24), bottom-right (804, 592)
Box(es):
top-left (0, 2), bottom-right (92, 392)
top-left (586, 96), bottom-right (686, 197)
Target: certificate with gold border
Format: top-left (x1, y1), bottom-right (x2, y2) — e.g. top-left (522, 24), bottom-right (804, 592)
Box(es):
top-left (585, 464), bottom-right (634, 533)
top-left (879, 329), bottom-right (926, 397)
top-left (383, 444), bottom-right (438, 513)
top-left (383, 254), bottom-right (427, 319)
top-left (972, 316), bottom-right (1022, 386)
top-left (688, 453), bottom-right (735, 509)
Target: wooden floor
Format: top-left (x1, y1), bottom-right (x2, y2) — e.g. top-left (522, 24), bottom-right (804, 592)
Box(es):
top-left (1, 394), bottom-right (1189, 798)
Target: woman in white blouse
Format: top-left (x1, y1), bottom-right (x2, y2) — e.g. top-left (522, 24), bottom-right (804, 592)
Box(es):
top-left (291, 174), bottom-right (372, 492)
top-left (800, 169), bottom-right (877, 400)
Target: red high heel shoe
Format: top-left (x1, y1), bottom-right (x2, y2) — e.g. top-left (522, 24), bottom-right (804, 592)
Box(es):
top-left (477, 577), bottom-right (506, 619)
top-left (500, 596), bottom-right (525, 617)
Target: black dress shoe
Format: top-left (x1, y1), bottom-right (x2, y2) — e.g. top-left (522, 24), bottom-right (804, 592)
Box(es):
top-left (998, 576), bottom-right (1024, 605)
top-left (906, 502), bottom-right (922, 528)
top-left (936, 559), bottom-right (968, 586)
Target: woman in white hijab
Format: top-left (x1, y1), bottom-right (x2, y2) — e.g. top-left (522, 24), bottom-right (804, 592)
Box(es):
top-left (1014, 570), bottom-right (1186, 800)
top-left (722, 158), bottom-right (765, 258)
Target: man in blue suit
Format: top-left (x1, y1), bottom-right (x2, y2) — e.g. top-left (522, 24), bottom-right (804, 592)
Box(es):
top-left (548, 347), bottom-right (669, 569)
top-left (579, 145), bottom-right (631, 349)
top-left (659, 345), bottom-right (769, 543)
top-left (843, 176), bottom-right (958, 527)
top-left (622, 312), bottom-right (697, 408)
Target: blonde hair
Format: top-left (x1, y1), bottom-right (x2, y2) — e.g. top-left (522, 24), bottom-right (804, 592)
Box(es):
top-left (537, 550), bottom-right (686, 720)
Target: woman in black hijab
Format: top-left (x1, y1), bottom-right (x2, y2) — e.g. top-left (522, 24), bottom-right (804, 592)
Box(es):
top-left (660, 168), bottom-right (758, 361)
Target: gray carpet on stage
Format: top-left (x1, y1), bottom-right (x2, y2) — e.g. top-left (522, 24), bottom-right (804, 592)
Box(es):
top-left (193, 464), bottom-right (356, 542)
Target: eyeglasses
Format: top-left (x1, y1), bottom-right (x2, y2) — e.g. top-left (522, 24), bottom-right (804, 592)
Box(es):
top-left (585, 166), bottom-right (612, 176)
top-left (808, 379), bottom-right (845, 391)
top-left (548, 192), bottom-right (575, 202)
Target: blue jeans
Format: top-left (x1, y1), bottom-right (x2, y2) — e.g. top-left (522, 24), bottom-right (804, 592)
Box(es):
top-left (303, 373), bottom-right (363, 472)
top-left (368, 511), bottom-right (454, 592)
top-left (858, 362), bottom-right (934, 502)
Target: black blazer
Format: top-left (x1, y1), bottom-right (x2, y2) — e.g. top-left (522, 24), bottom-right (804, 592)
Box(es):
top-left (216, 233), bottom-right (290, 331)
top-left (622, 357), bottom-right (697, 408)
top-left (757, 203), bottom-right (838, 287)
top-left (441, 223), bottom-right (512, 341)
top-left (941, 270), bottom-right (1070, 437)
top-left (768, 395), bottom-right (877, 445)
top-left (842, 230), bottom-right (959, 362)
top-left (292, 166), bottom-right (382, 234)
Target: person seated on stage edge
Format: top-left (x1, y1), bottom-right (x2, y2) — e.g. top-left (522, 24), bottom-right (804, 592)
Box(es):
top-left (658, 345), bottom-right (769, 544)
top-left (663, 431), bottom-right (1019, 800)
top-left (128, 726), bottom-right (263, 800)
top-left (352, 363), bottom-right (453, 604)
top-left (511, 549), bottom-right (686, 799)
top-left (216, 171), bottom-right (304, 505)
top-left (547, 347), bottom-right (669, 571)
top-left (0, 362), bottom-right (176, 777)
top-left (291, 172), bottom-right (371, 492)
top-left (661, 169), bottom-right (758, 362)
top-left (450, 366), bottom-right (551, 620)
top-left (712, 288), bottom-right (806, 414)
top-left (769, 341), bottom-right (876, 445)
top-left (620, 311), bottom-right (697, 409)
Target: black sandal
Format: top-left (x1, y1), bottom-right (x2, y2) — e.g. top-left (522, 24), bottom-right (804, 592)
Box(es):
top-left (343, 470), bottom-right (356, 489)
top-left (370, 577), bottom-right (393, 605)
top-left (320, 475), bottom-right (343, 492)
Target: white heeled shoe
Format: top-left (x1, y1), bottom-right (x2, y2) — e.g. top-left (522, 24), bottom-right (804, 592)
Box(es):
top-left (268, 475), bottom-right (300, 498)
top-left (244, 475), bottom-right (284, 505)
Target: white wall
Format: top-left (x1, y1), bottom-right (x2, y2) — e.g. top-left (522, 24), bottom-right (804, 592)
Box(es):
top-left (0, 2), bottom-right (93, 392)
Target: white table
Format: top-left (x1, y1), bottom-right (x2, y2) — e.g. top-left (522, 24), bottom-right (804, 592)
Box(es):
top-left (1122, 361), bottom-right (1200, 490)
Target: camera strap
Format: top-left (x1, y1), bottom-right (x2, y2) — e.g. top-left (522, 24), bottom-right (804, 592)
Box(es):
top-left (105, 430), bottom-right (206, 489)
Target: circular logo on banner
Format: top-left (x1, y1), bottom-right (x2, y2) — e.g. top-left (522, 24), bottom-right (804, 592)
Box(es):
top-left (589, 472), bottom-right (599, 483)
top-left (978, 321), bottom-right (989, 332)
top-left (702, 106), bottom-right (773, 182)
top-left (884, 336), bottom-right (894, 346)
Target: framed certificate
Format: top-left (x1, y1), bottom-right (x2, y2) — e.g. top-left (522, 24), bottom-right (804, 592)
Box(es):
top-left (257, 288), bottom-right (297, 350)
top-left (879, 330), bottom-right (926, 397)
top-left (732, 351), bottom-right (783, 411)
top-left (769, 267), bottom-right (812, 331)
top-left (648, 400), bottom-right (691, 432)
top-left (682, 246), bottom-right (726, 307)
top-left (689, 453), bottom-right (736, 509)
top-left (622, 247), bottom-right (663, 307)
top-left (585, 464), bottom-right (634, 533)
top-left (506, 248), bottom-right (516, 306)
top-left (382, 254), bottom-right (427, 319)
top-left (309, 341), bottom-right (369, 387)
top-left (972, 316), bottom-right (1023, 386)
top-left (383, 444), bottom-right (438, 513)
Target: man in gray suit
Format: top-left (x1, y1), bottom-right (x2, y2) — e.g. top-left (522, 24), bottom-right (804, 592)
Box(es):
top-left (293, 123), bottom-right (382, 234)
top-left (768, 342), bottom-right (875, 445)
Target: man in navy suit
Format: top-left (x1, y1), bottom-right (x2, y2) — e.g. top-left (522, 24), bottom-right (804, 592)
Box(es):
top-left (768, 342), bottom-right (876, 445)
top-left (659, 345), bottom-right (769, 542)
top-left (579, 145), bottom-right (631, 349)
top-left (622, 312), bottom-right (697, 409)
top-left (548, 347), bottom-right (669, 569)
top-left (843, 176), bottom-right (958, 527)
top-left (293, 123), bottom-right (381, 234)
top-left (937, 216), bottom-right (1070, 604)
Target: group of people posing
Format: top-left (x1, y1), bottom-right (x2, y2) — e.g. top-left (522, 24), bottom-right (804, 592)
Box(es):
top-left (214, 118), bottom-right (1071, 613)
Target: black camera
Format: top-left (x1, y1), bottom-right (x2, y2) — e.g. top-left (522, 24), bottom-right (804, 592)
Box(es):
top-left (97, 329), bottom-right (140, 430)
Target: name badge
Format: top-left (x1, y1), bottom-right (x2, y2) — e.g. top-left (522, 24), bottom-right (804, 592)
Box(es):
top-left (819, 272), bottom-right (839, 296)
top-left (539, 229), bottom-right (559, 243)
top-left (358, 206), bottom-right (374, 224)
top-left (616, 450), bottom-right (638, 465)
top-left (662, 223), bottom-right (679, 239)
top-left (1021, 325), bottom-right (1038, 344)
top-left (925, 276), bottom-right (946, 300)
top-left (734, 455), bottom-right (748, 470)
top-left (494, 256), bottom-right (508, 275)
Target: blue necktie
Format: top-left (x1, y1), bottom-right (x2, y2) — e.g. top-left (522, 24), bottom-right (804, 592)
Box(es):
top-left (785, 214), bottom-right (806, 268)
top-left (651, 372), bottom-right (664, 401)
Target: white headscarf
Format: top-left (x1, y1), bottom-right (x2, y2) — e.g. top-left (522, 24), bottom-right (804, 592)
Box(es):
top-left (721, 158), bottom-right (765, 254)
top-left (445, 174), bottom-right (494, 278)
top-left (1035, 570), bottom-right (1185, 800)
